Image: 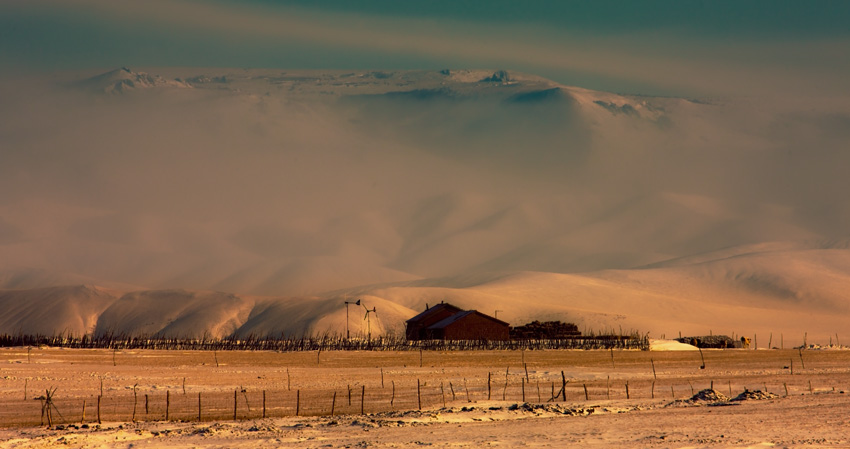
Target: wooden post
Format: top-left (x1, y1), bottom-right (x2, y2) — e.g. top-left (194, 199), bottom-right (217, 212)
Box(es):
top-left (524, 363), bottom-right (529, 382)
top-left (198, 392), bottom-right (202, 422)
top-left (97, 395), bottom-right (102, 424)
top-left (610, 347), bottom-right (615, 368)
top-left (449, 382), bottom-right (456, 401)
top-left (262, 390), bottom-right (266, 418)
top-left (561, 371), bottom-right (567, 401)
top-left (166, 390), bottom-right (171, 421)
top-left (503, 366), bottom-right (509, 400)
top-left (607, 376), bottom-right (610, 399)
top-left (81, 400), bottom-right (86, 424)
top-left (799, 348), bottom-right (806, 369)
top-left (348, 385), bottom-right (351, 406)
top-left (361, 385), bottom-right (365, 414)
top-left (522, 379), bottom-right (526, 402)
top-left (464, 379), bottom-right (470, 403)
top-left (728, 381), bottom-right (732, 396)
top-left (331, 391), bottom-right (336, 416)
top-left (132, 384), bottom-right (138, 422)
top-left (113, 348), bottom-right (116, 367)
top-left (487, 372), bottom-right (491, 400)
top-left (391, 381), bottom-right (395, 408)
top-left (536, 381), bottom-right (541, 403)
top-left (417, 379), bottom-right (422, 410)
top-left (296, 390), bottom-right (300, 416)
top-left (651, 381), bottom-right (655, 399)
top-left (625, 382), bottom-right (630, 400)
top-left (790, 359), bottom-right (794, 375)
top-left (651, 359), bottom-right (657, 380)
top-left (784, 383), bottom-right (788, 396)
top-left (233, 389), bottom-right (237, 420)
top-left (182, 377), bottom-right (186, 395)
top-left (287, 368), bottom-right (291, 391)
top-left (145, 394), bottom-right (149, 416)
top-left (441, 382), bottom-right (446, 407)
top-left (419, 349), bottom-right (423, 368)
top-left (671, 385), bottom-right (674, 399)
top-left (381, 368), bottom-right (384, 388)
top-left (24, 379), bottom-right (27, 401)
top-left (583, 384), bottom-right (589, 400)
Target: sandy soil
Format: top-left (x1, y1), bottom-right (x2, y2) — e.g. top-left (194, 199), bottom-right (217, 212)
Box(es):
top-left (2, 346), bottom-right (849, 448)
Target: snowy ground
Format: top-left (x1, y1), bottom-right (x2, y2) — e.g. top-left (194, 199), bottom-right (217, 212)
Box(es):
top-left (2, 346), bottom-right (850, 448)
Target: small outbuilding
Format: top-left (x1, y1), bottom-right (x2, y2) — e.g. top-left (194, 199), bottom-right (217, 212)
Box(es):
top-left (405, 303), bottom-right (509, 341)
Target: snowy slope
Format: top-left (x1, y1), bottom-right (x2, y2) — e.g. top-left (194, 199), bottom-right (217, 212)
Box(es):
top-left (1, 67), bottom-right (848, 344)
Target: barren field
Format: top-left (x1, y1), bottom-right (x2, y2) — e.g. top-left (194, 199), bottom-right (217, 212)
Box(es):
top-left (2, 346), bottom-right (850, 448)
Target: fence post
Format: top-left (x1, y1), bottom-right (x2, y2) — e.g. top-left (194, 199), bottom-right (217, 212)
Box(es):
top-left (584, 384), bottom-right (589, 400)
top-left (97, 395), bottom-right (102, 424)
top-left (145, 394), bottom-right (149, 416)
top-left (198, 392), bottom-right (202, 422)
top-left (263, 391), bottom-right (266, 419)
top-left (166, 390), bottom-right (170, 421)
top-left (296, 390), bottom-right (300, 416)
top-left (81, 400), bottom-right (86, 424)
top-left (625, 382), bottom-right (630, 400)
top-left (361, 385), bottom-right (365, 414)
top-left (487, 372), bottom-right (491, 400)
top-left (522, 378), bottom-right (526, 402)
top-left (417, 379), bottom-right (422, 410)
top-left (331, 391), bottom-right (336, 416)
top-left (441, 382), bottom-right (446, 407)
top-left (233, 389), bottom-right (237, 420)
top-left (561, 371), bottom-right (566, 401)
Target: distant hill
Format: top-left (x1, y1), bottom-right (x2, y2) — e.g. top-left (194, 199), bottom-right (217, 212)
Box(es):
top-left (1, 67), bottom-right (848, 345)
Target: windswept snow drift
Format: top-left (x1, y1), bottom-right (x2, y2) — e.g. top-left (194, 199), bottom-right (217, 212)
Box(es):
top-left (1, 68), bottom-right (849, 343)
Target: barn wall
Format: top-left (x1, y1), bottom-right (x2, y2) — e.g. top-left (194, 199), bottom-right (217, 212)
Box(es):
top-left (442, 313), bottom-right (509, 341)
top-left (406, 306), bottom-right (462, 340)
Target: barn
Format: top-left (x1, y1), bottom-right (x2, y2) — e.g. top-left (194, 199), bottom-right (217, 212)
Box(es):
top-left (405, 303), bottom-right (510, 341)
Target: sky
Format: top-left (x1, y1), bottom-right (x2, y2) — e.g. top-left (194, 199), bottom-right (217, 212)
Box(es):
top-left (2, 0), bottom-right (849, 98)
top-left (1, 1), bottom-right (850, 298)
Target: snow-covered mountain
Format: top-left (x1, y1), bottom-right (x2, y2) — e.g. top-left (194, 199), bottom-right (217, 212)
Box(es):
top-left (1, 67), bottom-right (848, 343)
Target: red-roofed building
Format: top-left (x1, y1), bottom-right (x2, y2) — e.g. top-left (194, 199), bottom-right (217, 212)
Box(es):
top-left (405, 303), bottom-right (509, 341)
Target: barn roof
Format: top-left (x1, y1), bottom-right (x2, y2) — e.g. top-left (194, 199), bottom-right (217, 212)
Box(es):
top-left (426, 310), bottom-right (509, 330)
top-left (405, 302), bottom-right (463, 324)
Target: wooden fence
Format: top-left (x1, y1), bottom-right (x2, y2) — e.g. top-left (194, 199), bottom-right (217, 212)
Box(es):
top-left (0, 372), bottom-right (837, 428)
top-left (0, 334), bottom-right (649, 352)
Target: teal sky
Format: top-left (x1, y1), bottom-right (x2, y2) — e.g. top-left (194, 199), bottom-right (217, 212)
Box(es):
top-left (2, 1), bottom-right (849, 96)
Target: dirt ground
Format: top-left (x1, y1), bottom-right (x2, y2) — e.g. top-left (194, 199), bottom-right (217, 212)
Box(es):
top-left (1, 346), bottom-right (849, 448)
